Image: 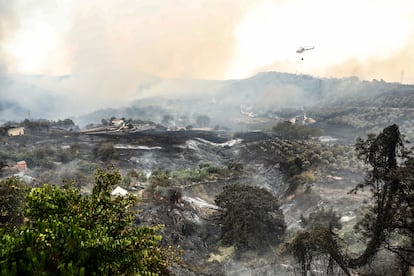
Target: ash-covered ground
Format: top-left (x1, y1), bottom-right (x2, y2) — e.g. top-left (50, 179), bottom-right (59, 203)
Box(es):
top-left (1, 126), bottom-right (373, 275)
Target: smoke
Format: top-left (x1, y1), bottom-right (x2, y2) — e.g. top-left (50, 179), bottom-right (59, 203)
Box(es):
top-left (2, 0), bottom-right (414, 122)
top-left (60, 0), bottom-right (253, 103)
top-left (0, 0), bottom-right (255, 119)
top-left (241, 0), bottom-right (414, 84)
top-left (0, 1), bottom-right (18, 72)
top-left (253, 38), bottom-right (414, 84)
top-left (322, 38), bottom-right (414, 83)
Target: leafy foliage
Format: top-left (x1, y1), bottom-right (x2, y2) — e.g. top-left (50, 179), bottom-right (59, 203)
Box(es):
top-left (0, 177), bottom-right (28, 230)
top-left (0, 168), bottom-right (174, 275)
top-left (215, 184), bottom-right (286, 253)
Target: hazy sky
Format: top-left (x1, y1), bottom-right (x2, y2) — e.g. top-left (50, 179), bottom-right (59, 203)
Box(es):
top-left (1, 0), bottom-right (414, 83)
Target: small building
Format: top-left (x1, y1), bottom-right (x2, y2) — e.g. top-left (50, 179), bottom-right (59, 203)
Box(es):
top-left (111, 186), bottom-right (128, 196)
top-left (8, 127), bottom-right (25, 137)
top-left (111, 119), bottom-right (125, 127)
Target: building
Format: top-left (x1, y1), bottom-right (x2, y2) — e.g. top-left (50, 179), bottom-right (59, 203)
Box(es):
top-left (7, 127), bottom-right (25, 136)
top-left (111, 186), bottom-right (128, 196)
top-left (111, 118), bottom-right (125, 127)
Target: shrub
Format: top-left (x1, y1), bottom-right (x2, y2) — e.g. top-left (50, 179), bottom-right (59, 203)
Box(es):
top-left (215, 184), bottom-right (286, 254)
top-left (94, 143), bottom-right (116, 162)
top-left (0, 177), bottom-right (28, 230)
top-left (0, 168), bottom-right (176, 275)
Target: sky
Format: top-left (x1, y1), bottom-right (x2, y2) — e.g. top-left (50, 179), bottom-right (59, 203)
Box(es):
top-left (1, 0), bottom-right (414, 118)
top-left (1, 0), bottom-right (414, 83)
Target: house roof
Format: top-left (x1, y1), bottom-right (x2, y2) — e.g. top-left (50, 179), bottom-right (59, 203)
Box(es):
top-left (111, 186), bottom-right (128, 196)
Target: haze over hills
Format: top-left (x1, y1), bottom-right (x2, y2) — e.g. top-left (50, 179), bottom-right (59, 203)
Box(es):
top-left (2, 71), bottom-right (414, 132)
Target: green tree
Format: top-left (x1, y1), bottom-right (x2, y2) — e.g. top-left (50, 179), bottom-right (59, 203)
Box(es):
top-left (0, 168), bottom-right (175, 275)
top-left (215, 184), bottom-right (286, 254)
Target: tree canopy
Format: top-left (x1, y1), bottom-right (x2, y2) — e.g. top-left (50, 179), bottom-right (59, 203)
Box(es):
top-left (215, 184), bottom-right (286, 254)
top-left (0, 168), bottom-right (174, 275)
top-left (0, 177), bottom-right (28, 230)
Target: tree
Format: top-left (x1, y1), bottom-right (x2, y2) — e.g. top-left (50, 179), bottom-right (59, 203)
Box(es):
top-left (285, 124), bottom-right (414, 275)
top-left (285, 228), bottom-right (350, 276)
top-left (349, 124), bottom-right (414, 267)
top-left (0, 168), bottom-right (175, 275)
top-left (215, 184), bottom-right (286, 254)
top-left (285, 207), bottom-right (348, 276)
top-left (59, 118), bottom-right (75, 127)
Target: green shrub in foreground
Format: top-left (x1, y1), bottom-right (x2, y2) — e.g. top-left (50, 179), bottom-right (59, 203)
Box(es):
top-left (0, 168), bottom-right (175, 275)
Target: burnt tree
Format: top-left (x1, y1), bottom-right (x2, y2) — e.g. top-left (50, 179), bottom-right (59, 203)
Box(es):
top-left (349, 124), bottom-right (414, 268)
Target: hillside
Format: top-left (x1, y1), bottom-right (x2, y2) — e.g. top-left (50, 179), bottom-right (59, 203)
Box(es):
top-left (73, 72), bottom-right (414, 141)
top-left (1, 72), bottom-right (413, 275)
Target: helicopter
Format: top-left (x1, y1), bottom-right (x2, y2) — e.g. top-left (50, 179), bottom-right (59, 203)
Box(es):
top-left (296, 46), bottom-right (314, 54)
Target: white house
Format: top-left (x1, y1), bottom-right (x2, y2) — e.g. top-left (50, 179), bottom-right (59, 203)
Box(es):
top-left (111, 186), bottom-right (128, 196)
top-left (8, 127), bottom-right (25, 136)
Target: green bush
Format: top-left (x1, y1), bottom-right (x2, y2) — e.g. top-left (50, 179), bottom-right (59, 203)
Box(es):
top-left (149, 169), bottom-right (171, 187)
top-left (0, 168), bottom-right (175, 275)
top-left (0, 177), bottom-right (28, 230)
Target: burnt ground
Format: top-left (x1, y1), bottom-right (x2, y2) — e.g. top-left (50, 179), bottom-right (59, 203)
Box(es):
top-left (1, 129), bottom-right (371, 275)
